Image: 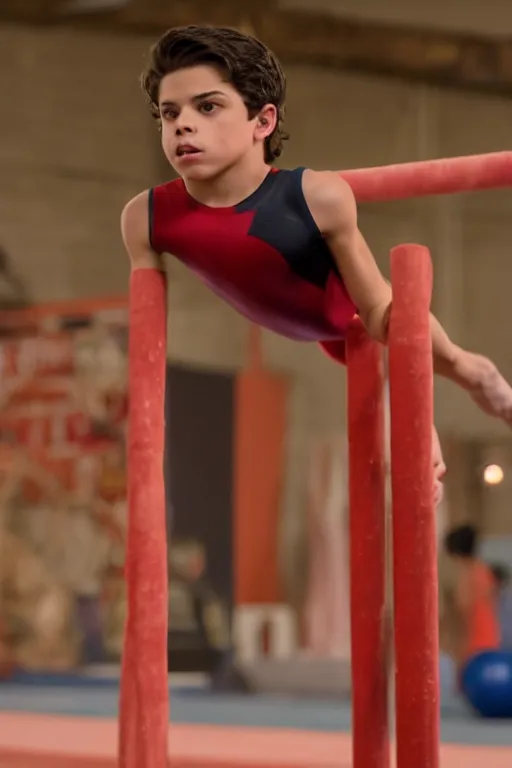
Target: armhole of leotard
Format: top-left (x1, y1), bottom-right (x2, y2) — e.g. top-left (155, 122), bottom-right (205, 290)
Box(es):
top-left (148, 187), bottom-right (156, 252)
top-left (294, 167), bottom-right (344, 280)
top-left (292, 167), bottom-right (324, 238)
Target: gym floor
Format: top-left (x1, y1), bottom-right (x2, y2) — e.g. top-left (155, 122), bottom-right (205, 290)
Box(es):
top-left (0, 676), bottom-right (511, 766)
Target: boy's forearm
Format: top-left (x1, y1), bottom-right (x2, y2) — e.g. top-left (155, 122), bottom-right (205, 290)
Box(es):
top-left (366, 300), bottom-right (494, 394)
top-left (429, 314), bottom-right (464, 382)
top-left (430, 313), bottom-right (495, 392)
top-left (369, 302), bottom-right (462, 378)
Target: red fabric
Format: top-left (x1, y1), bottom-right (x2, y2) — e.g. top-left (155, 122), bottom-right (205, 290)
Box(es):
top-left (151, 176), bottom-right (356, 347)
top-left (119, 268), bottom-right (169, 768)
top-left (460, 561), bottom-right (501, 662)
top-left (318, 339), bottom-right (348, 365)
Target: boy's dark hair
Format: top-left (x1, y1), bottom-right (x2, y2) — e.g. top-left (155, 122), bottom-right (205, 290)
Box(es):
top-left (140, 25), bottom-right (288, 164)
top-left (444, 524), bottom-right (478, 558)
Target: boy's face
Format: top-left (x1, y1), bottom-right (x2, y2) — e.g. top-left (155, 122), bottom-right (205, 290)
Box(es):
top-left (158, 65), bottom-right (274, 181)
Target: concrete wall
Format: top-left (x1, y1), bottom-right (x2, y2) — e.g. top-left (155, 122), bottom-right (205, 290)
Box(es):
top-left (283, 0), bottom-right (512, 37)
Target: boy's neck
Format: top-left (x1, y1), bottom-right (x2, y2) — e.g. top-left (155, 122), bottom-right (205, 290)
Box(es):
top-left (183, 155), bottom-right (272, 208)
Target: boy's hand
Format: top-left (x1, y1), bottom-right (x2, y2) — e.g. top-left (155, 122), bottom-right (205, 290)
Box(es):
top-left (454, 350), bottom-right (512, 426)
top-left (432, 425), bottom-right (446, 507)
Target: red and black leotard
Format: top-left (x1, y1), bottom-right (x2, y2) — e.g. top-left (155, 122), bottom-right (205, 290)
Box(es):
top-left (149, 167), bottom-right (357, 363)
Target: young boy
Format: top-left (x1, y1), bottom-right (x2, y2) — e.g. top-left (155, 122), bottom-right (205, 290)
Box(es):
top-left (121, 25), bottom-right (512, 499)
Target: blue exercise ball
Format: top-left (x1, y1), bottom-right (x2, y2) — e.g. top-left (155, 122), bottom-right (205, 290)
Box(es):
top-left (461, 650), bottom-right (512, 718)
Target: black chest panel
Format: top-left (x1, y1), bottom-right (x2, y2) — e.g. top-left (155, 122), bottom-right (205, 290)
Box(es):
top-left (236, 167), bottom-right (338, 289)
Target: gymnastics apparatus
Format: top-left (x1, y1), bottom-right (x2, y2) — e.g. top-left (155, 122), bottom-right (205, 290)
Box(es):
top-left (124, 151), bottom-right (512, 768)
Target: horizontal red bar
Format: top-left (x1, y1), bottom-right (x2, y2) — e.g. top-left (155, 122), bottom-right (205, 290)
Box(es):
top-left (341, 150), bottom-right (512, 202)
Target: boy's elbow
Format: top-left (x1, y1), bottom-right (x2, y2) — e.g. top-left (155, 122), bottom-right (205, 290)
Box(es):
top-left (360, 301), bottom-right (392, 344)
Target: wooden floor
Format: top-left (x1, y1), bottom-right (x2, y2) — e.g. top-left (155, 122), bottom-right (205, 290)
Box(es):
top-left (0, 713), bottom-right (511, 767)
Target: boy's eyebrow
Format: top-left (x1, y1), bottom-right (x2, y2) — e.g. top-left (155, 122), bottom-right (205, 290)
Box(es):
top-left (159, 90), bottom-right (227, 108)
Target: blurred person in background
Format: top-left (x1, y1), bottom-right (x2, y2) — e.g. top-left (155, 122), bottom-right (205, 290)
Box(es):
top-left (442, 524), bottom-right (500, 669)
top-left (490, 563), bottom-right (512, 650)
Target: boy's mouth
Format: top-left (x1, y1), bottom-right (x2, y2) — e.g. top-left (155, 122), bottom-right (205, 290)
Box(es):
top-left (176, 145), bottom-right (201, 157)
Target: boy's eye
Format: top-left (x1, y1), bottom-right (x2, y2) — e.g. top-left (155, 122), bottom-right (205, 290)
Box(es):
top-left (199, 102), bottom-right (217, 114)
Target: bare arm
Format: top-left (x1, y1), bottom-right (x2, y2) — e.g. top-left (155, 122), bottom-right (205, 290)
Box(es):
top-left (303, 170), bottom-right (512, 426)
top-left (303, 171), bottom-right (460, 371)
top-left (121, 190), bottom-right (163, 271)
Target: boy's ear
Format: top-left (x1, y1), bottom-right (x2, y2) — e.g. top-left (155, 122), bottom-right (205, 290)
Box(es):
top-left (254, 104), bottom-right (277, 141)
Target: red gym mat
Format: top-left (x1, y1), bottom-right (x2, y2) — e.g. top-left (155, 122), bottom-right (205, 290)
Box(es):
top-left (1, 713), bottom-right (511, 768)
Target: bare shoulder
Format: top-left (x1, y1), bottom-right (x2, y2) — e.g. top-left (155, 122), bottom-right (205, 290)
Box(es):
top-left (121, 190), bottom-right (150, 245)
top-left (121, 190), bottom-right (160, 269)
top-left (301, 169), bottom-right (357, 235)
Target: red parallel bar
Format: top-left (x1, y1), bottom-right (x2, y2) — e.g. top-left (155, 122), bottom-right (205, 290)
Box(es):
top-left (388, 245), bottom-right (439, 768)
top-left (120, 269), bottom-right (169, 768)
top-left (340, 150), bottom-right (512, 202)
top-left (346, 318), bottom-right (389, 768)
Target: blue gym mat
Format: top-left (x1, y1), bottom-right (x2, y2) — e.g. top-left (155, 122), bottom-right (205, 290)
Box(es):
top-left (1, 673), bottom-right (512, 747)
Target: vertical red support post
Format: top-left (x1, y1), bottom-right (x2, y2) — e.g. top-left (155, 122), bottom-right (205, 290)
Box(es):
top-left (388, 245), bottom-right (439, 768)
top-left (119, 268), bottom-right (169, 767)
top-left (347, 318), bottom-right (389, 768)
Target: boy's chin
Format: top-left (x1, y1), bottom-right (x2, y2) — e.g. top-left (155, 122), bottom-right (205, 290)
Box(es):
top-left (179, 166), bottom-right (219, 182)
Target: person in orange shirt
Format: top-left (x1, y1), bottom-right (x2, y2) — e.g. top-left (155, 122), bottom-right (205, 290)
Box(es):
top-left (444, 524), bottom-right (501, 668)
